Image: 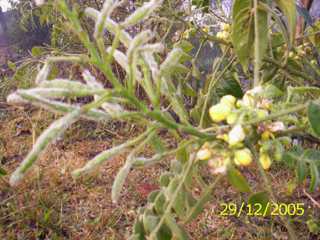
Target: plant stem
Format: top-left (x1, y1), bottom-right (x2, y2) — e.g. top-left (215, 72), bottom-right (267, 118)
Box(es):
top-left (249, 144), bottom-right (297, 240)
top-left (184, 175), bottom-right (222, 223)
top-left (253, 0), bottom-right (260, 87)
top-left (244, 102), bottom-right (309, 125)
top-left (148, 153), bottom-right (196, 239)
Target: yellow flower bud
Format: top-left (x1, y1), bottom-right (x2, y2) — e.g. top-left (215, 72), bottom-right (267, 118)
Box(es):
top-left (259, 153), bottom-right (272, 170)
top-left (216, 31), bottom-right (224, 39)
top-left (228, 124), bottom-right (245, 146)
top-left (234, 148), bottom-right (253, 166)
top-left (221, 31), bottom-right (229, 39)
top-left (202, 26), bottom-right (209, 33)
top-left (226, 112), bottom-right (238, 125)
top-left (209, 103), bottom-right (232, 122)
top-left (197, 148), bottom-right (212, 161)
top-left (220, 95), bottom-right (236, 107)
top-left (311, 60), bottom-right (317, 66)
top-left (242, 94), bottom-right (255, 107)
top-left (236, 100), bottom-right (244, 108)
top-left (221, 23), bottom-right (230, 32)
top-left (289, 51), bottom-right (294, 58)
top-left (261, 131), bottom-right (273, 141)
top-left (217, 134), bottom-right (229, 142)
top-left (294, 55), bottom-right (300, 61)
top-left (257, 109), bottom-right (268, 118)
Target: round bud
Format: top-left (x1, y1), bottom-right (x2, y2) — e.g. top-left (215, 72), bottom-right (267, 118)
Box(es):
top-left (209, 103), bottom-right (232, 123)
top-left (226, 112), bottom-right (238, 125)
top-left (228, 124), bottom-right (246, 146)
top-left (234, 148), bottom-right (253, 166)
top-left (197, 148), bottom-right (212, 161)
top-left (311, 60), bottom-right (317, 66)
top-left (221, 23), bottom-right (231, 32)
top-left (220, 95), bottom-right (236, 107)
top-left (259, 153), bottom-right (272, 170)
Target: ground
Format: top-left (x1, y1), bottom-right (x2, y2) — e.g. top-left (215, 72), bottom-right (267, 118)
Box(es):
top-left (0, 105), bottom-right (319, 240)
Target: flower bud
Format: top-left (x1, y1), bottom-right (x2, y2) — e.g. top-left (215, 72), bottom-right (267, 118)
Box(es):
top-left (220, 95), bottom-right (236, 107)
top-left (289, 51), bottom-right (294, 58)
top-left (261, 131), bottom-right (273, 141)
top-left (221, 23), bottom-right (230, 32)
top-left (311, 60), bottom-right (317, 66)
top-left (209, 103), bottom-right (232, 122)
top-left (228, 124), bottom-right (245, 146)
top-left (268, 121), bottom-right (285, 132)
top-left (256, 109), bottom-right (268, 118)
top-left (217, 134), bottom-right (229, 142)
top-left (226, 111), bottom-right (238, 125)
top-left (259, 153), bottom-right (272, 170)
top-left (242, 94), bottom-right (255, 107)
top-left (234, 148), bottom-right (252, 166)
top-left (197, 148), bottom-right (212, 161)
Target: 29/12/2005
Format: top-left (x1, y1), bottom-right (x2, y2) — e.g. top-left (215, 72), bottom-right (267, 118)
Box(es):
top-left (218, 202), bottom-right (305, 217)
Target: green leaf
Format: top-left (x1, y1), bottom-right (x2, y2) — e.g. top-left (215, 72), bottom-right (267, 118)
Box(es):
top-left (154, 193), bottom-right (167, 214)
top-left (165, 215), bottom-right (189, 240)
top-left (256, 2), bottom-right (269, 68)
top-left (216, 76), bottom-right (243, 98)
top-left (159, 173), bottom-right (172, 187)
top-left (232, 0), bottom-right (254, 69)
top-left (296, 159), bottom-right (307, 184)
top-left (274, 0), bottom-right (297, 44)
top-left (142, 212), bottom-right (159, 234)
top-left (307, 219), bottom-right (320, 234)
top-left (150, 136), bottom-right (166, 154)
top-left (174, 40), bottom-right (194, 53)
top-left (176, 145), bottom-right (188, 164)
top-left (132, 217), bottom-right (145, 237)
top-left (262, 84), bottom-right (283, 98)
top-left (227, 167), bottom-right (251, 193)
top-left (148, 190), bottom-right (160, 202)
top-left (309, 162), bottom-right (319, 192)
top-left (248, 191), bottom-right (270, 215)
top-left (0, 166), bottom-right (7, 176)
top-left (31, 47), bottom-right (44, 57)
top-left (7, 61), bottom-right (16, 71)
top-left (308, 102), bottom-right (320, 138)
top-left (170, 160), bottom-right (183, 174)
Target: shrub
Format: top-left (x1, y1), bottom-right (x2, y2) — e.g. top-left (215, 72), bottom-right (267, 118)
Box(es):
top-left (6, 0), bottom-right (320, 239)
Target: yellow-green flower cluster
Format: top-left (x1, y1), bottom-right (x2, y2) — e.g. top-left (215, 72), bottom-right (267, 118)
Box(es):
top-left (204, 87), bottom-right (287, 171)
top-left (216, 23), bottom-right (231, 42)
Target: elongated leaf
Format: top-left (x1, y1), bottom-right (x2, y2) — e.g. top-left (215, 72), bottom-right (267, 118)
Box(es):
top-left (296, 159), bottom-right (307, 184)
top-left (232, 0), bottom-right (254, 69)
top-left (256, 2), bottom-right (269, 68)
top-left (309, 162), bottom-right (320, 192)
top-left (308, 102), bottom-right (320, 138)
top-left (248, 191), bottom-right (270, 215)
top-left (227, 167), bottom-right (251, 193)
top-left (9, 110), bottom-right (81, 186)
top-left (165, 215), bottom-right (189, 240)
top-left (274, 0), bottom-right (297, 44)
top-left (112, 162), bottom-right (132, 203)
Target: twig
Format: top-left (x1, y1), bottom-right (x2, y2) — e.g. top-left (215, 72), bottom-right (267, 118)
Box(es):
top-left (303, 188), bottom-right (320, 208)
